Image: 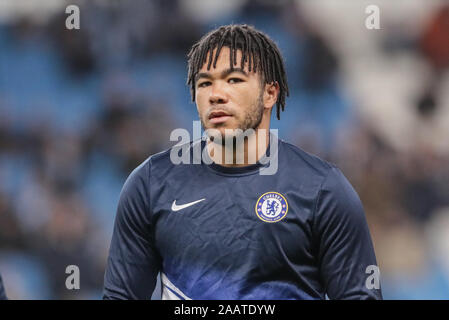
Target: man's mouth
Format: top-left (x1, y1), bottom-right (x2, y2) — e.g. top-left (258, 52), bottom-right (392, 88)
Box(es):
top-left (208, 111), bottom-right (232, 124)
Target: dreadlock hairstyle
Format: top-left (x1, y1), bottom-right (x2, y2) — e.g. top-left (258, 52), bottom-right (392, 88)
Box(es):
top-left (187, 24), bottom-right (289, 120)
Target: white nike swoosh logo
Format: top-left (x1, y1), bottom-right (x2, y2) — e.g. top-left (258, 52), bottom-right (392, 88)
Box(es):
top-left (171, 198), bottom-right (206, 212)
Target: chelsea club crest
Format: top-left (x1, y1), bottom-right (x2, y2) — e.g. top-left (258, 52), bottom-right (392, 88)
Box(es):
top-left (255, 192), bottom-right (288, 223)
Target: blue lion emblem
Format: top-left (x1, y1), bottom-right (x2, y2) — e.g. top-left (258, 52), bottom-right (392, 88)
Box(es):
top-left (266, 200), bottom-right (279, 216)
top-left (255, 192), bottom-right (288, 223)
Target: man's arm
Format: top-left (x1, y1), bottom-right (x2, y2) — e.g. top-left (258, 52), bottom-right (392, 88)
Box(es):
top-left (313, 166), bottom-right (382, 300)
top-left (103, 159), bottom-right (161, 299)
top-left (0, 273), bottom-right (7, 300)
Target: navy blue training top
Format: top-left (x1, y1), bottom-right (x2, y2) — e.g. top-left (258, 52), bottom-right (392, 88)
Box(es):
top-left (0, 273), bottom-right (7, 300)
top-left (103, 136), bottom-right (382, 300)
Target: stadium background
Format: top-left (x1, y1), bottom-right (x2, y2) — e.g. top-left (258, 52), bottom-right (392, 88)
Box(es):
top-left (0, 0), bottom-right (449, 299)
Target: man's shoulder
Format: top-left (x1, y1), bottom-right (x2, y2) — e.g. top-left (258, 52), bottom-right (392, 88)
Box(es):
top-left (279, 139), bottom-right (355, 193)
top-left (130, 139), bottom-right (199, 179)
top-left (279, 139), bottom-right (336, 179)
top-left (279, 140), bottom-right (361, 214)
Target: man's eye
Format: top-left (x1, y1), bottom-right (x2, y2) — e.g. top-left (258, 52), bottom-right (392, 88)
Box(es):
top-left (198, 81), bottom-right (211, 88)
top-left (228, 78), bottom-right (243, 84)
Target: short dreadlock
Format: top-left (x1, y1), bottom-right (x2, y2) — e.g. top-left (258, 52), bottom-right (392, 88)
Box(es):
top-left (187, 24), bottom-right (289, 120)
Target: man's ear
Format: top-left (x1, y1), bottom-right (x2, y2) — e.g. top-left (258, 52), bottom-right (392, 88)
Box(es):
top-left (264, 82), bottom-right (280, 110)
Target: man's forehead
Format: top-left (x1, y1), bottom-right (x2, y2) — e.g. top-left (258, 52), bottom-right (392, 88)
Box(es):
top-left (199, 46), bottom-right (252, 73)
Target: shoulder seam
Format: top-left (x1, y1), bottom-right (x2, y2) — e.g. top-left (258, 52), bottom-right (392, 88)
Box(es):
top-left (145, 156), bottom-right (159, 247)
top-left (147, 156), bottom-right (152, 215)
top-left (311, 165), bottom-right (334, 245)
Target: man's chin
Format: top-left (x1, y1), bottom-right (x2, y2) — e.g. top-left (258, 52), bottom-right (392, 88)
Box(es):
top-left (203, 125), bottom-right (235, 142)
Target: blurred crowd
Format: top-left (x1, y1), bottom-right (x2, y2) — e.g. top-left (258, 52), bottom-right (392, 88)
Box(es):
top-left (0, 0), bottom-right (448, 299)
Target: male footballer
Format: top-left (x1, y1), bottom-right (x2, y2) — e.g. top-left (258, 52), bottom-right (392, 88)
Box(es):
top-left (103, 24), bottom-right (382, 300)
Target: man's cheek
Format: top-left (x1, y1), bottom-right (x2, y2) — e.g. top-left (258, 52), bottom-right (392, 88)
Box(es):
top-left (197, 104), bottom-right (206, 119)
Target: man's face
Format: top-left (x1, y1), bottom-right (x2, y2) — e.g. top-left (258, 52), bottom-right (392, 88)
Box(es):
top-left (195, 47), bottom-right (265, 140)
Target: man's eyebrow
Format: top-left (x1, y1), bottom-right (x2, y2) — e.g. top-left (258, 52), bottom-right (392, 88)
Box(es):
top-left (196, 72), bottom-right (211, 82)
top-left (196, 68), bottom-right (249, 82)
top-left (220, 68), bottom-right (248, 78)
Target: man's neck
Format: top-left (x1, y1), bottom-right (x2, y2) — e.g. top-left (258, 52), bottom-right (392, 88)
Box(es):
top-left (206, 128), bottom-right (270, 167)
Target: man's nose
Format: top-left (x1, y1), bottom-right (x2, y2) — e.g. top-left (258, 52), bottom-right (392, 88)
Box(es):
top-left (209, 82), bottom-right (228, 105)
